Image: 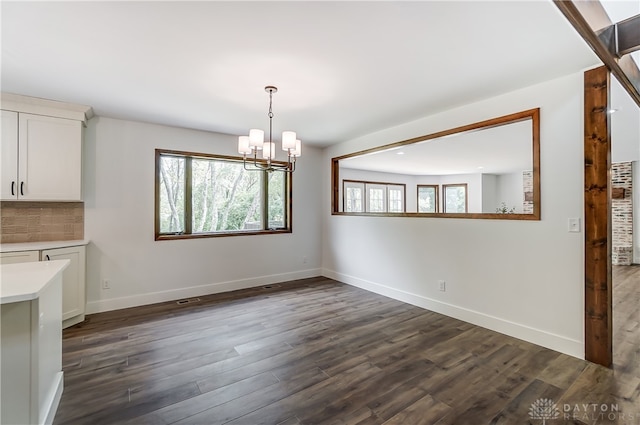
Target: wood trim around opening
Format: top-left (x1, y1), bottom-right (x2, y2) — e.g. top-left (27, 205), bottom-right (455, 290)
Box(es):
top-left (331, 108), bottom-right (541, 220)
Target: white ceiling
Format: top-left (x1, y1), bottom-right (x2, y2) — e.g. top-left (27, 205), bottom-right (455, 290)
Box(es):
top-left (341, 119), bottom-right (533, 175)
top-left (1, 1), bottom-right (599, 147)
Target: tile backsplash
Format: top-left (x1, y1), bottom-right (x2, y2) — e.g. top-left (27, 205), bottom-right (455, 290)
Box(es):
top-left (1, 201), bottom-right (84, 243)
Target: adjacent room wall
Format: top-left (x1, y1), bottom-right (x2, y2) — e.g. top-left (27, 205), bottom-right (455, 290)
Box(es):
top-left (322, 71), bottom-right (586, 358)
top-left (609, 75), bottom-right (640, 264)
top-left (83, 117), bottom-right (323, 313)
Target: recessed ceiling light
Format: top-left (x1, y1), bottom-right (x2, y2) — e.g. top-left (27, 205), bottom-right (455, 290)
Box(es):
top-left (397, 151), bottom-right (405, 155)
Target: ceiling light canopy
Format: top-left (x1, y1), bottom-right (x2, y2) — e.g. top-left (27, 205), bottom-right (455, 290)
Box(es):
top-left (238, 86), bottom-right (301, 172)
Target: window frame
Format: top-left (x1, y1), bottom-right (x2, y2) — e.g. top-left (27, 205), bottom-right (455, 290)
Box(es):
top-left (417, 184), bottom-right (439, 213)
top-left (155, 149), bottom-right (292, 240)
top-left (442, 183), bottom-right (468, 213)
top-left (342, 180), bottom-right (365, 212)
top-left (331, 108), bottom-right (541, 220)
top-left (365, 183), bottom-right (388, 213)
top-left (342, 179), bottom-right (406, 214)
top-left (387, 184), bottom-right (406, 213)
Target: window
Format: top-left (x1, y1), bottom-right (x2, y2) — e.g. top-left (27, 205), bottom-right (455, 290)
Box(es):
top-left (343, 181), bottom-right (364, 212)
top-left (366, 183), bottom-right (387, 212)
top-left (443, 184), bottom-right (467, 213)
top-left (342, 179), bottom-right (406, 213)
top-left (387, 185), bottom-right (405, 213)
top-left (155, 149), bottom-right (291, 239)
top-left (417, 185), bottom-right (438, 213)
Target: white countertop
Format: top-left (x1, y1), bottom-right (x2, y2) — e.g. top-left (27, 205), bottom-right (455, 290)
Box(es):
top-left (0, 260), bottom-right (70, 304)
top-left (0, 239), bottom-right (90, 253)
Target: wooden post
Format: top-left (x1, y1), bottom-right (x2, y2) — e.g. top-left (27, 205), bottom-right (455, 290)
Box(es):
top-left (584, 66), bottom-right (612, 367)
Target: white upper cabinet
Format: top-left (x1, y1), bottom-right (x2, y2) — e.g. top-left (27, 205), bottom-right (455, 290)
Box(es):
top-left (18, 113), bottom-right (82, 200)
top-left (1, 110), bottom-right (19, 199)
top-left (1, 93), bottom-right (92, 201)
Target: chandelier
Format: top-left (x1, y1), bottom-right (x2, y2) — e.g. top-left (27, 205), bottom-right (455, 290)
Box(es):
top-left (238, 85), bottom-right (301, 172)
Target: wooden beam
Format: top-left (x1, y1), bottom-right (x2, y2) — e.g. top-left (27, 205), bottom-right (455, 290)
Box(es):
top-left (554, 0), bottom-right (640, 108)
top-left (584, 66), bottom-right (612, 367)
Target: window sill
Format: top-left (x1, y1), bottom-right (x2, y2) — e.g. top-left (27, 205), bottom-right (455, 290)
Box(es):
top-left (155, 228), bottom-right (292, 241)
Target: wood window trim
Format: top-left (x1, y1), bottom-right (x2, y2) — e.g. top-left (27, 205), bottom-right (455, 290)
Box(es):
top-left (386, 184), bottom-right (407, 213)
top-left (442, 183), bottom-right (468, 214)
top-left (417, 184), bottom-right (439, 213)
top-left (331, 108), bottom-right (541, 220)
top-left (342, 180), bottom-right (365, 213)
top-left (342, 179), bottom-right (407, 214)
top-left (154, 149), bottom-right (293, 240)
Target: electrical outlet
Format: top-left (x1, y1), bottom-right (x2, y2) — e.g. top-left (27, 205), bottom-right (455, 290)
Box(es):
top-left (568, 218), bottom-right (581, 233)
top-left (102, 279), bottom-right (111, 290)
top-left (438, 280), bottom-right (446, 292)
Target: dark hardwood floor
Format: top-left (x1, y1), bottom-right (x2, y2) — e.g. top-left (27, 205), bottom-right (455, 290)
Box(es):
top-left (53, 271), bottom-right (639, 425)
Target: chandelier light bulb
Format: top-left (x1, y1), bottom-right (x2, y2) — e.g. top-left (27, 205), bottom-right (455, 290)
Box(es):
top-left (238, 136), bottom-right (251, 154)
top-left (292, 139), bottom-right (302, 157)
top-left (249, 129), bottom-right (264, 148)
top-left (262, 142), bottom-right (276, 160)
top-left (282, 131), bottom-right (297, 151)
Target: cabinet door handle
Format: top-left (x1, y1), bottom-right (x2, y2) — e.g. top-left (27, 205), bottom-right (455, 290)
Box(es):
top-left (20, 182), bottom-right (24, 196)
top-left (11, 181), bottom-right (15, 196)
top-left (45, 255), bottom-right (51, 261)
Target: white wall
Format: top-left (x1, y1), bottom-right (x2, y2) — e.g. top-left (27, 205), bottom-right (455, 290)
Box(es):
top-left (496, 172), bottom-right (525, 213)
top-left (83, 117), bottom-right (323, 313)
top-left (322, 71), bottom-right (586, 358)
top-left (609, 75), bottom-right (640, 263)
top-left (482, 174), bottom-right (498, 213)
top-left (611, 75), bottom-right (640, 164)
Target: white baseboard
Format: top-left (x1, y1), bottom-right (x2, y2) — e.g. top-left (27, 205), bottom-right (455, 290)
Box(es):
top-left (86, 268), bottom-right (322, 314)
top-left (322, 268), bottom-right (584, 359)
top-left (42, 371), bottom-right (63, 425)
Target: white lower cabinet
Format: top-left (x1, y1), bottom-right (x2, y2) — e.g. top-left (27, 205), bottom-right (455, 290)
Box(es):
top-left (0, 250), bottom-right (39, 264)
top-left (1, 265), bottom-right (64, 425)
top-left (0, 245), bottom-right (86, 328)
top-left (42, 246), bottom-right (86, 327)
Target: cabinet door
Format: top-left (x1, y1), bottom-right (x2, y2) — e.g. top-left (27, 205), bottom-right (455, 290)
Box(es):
top-left (41, 246), bottom-right (86, 321)
top-left (18, 113), bottom-right (82, 201)
top-left (0, 251), bottom-right (39, 264)
top-left (1, 110), bottom-right (19, 200)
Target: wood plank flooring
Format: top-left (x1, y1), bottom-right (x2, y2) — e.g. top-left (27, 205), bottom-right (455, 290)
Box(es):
top-left (53, 271), bottom-right (640, 425)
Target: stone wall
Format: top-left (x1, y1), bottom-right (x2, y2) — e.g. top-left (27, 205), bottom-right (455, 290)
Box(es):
top-left (523, 170), bottom-right (533, 214)
top-left (612, 162), bottom-right (633, 265)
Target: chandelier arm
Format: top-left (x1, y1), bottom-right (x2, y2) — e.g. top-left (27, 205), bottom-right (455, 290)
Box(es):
top-left (242, 157), bottom-right (295, 173)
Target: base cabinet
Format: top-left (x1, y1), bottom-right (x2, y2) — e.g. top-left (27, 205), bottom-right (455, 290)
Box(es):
top-left (0, 245), bottom-right (86, 328)
top-left (0, 250), bottom-right (39, 264)
top-left (1, 271), bottom-right (63, 425)
top-left (42, 246), bottom-right (86, 326)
